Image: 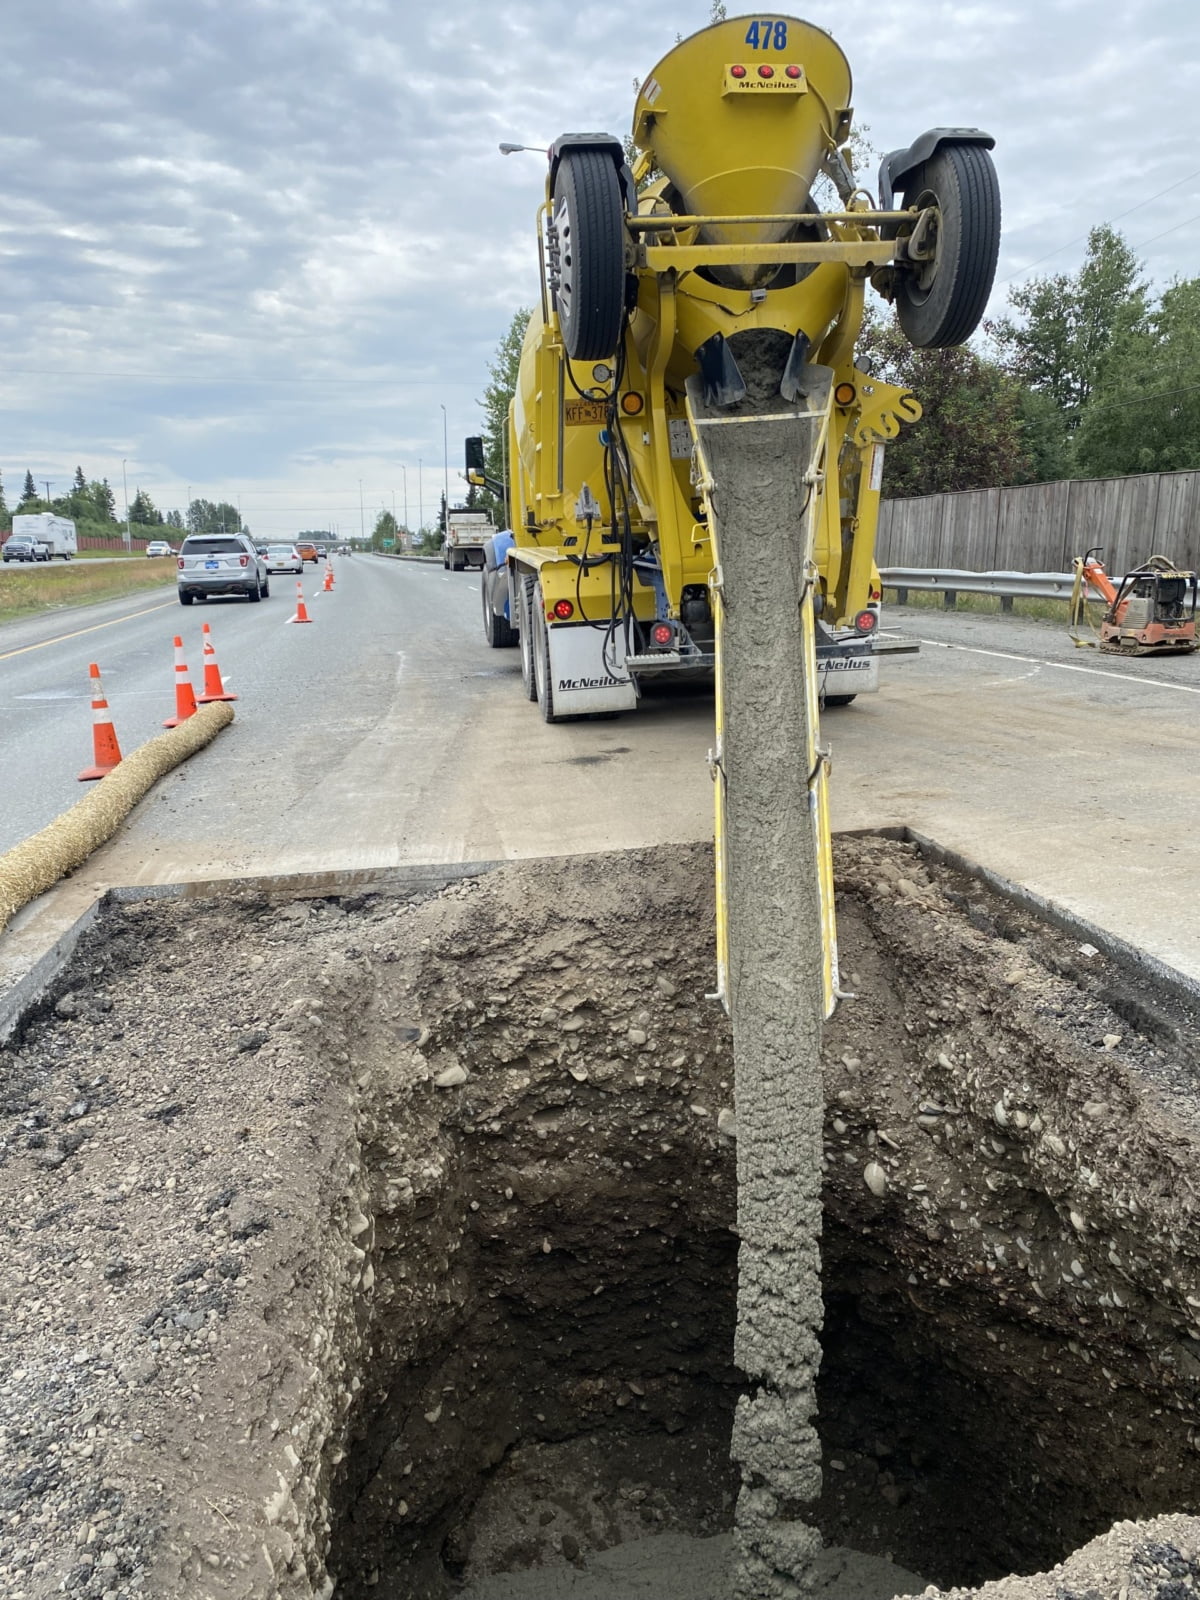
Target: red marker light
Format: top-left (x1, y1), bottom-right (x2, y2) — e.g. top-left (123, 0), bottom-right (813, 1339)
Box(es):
top-left (758, 64), bottom-right (774, 79)
top-left (650, 621), bottom-right (675, 647)
top-left (785, 64), bottom-right (802, 79)
top-left (854, 609), bottom-right (878, 634)
top-left (553, 599), bottom-right (574, 620)
top-left (730, 64), bottom-right (747, 79)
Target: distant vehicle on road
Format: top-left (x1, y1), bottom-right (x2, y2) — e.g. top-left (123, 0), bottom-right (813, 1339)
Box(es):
top-left (265, 543), bottom-right (303, 574)
top-left (316, 545), bottom-right (328, 558)
top-left (146, 539), bottom-right (173, 558)
top-left (2, 533), bottom-right (51, 563)
top-left (11, 513), bottom-right (76, 561)
top-left (177, 534), bottom-right (269, 606)
top-left (443, 507), bottom-right (495, 572)
top-left (296, 541), bottom-right (319, 563)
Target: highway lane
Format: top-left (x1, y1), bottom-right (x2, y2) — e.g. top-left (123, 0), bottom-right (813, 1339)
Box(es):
top-left (0, 569), bottom-right (343, 853)
top-left (2, 562), bottom-right (1199, 987)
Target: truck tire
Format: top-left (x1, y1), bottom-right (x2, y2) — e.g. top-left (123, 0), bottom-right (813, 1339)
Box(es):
top-left (517, 575), bottom-right (539, 700)
top-left (482, 571), bottom-right (518, 648)
top-left (552, 148), bottom-right (626, 362)
top-left (532, 584), bottom-right (562, 723)
top-left (823, 694), bottom-right (857, 707)
top-left (895, 143), bottom-right (1000, 348)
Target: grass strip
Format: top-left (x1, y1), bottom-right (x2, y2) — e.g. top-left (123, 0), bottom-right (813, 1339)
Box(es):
top-left (0, 563), bottom-right (177, 625)
top-left (882, 587), bottom-right (1073, 624)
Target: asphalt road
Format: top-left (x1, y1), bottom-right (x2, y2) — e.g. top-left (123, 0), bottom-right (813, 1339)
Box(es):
top-left (2, 558), bottom-right (1199, 984)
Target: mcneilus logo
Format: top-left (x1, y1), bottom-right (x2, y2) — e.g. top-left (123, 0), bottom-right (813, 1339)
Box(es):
top-left (558, 676), bottom-right (625, 691)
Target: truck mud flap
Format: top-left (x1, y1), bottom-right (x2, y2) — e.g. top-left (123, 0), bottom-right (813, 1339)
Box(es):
top-left (546, 621), bottom-right (637, 716)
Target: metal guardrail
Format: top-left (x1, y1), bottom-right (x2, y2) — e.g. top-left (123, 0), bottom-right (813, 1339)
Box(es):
top-left (880, 567), bottom-right (1077, 609)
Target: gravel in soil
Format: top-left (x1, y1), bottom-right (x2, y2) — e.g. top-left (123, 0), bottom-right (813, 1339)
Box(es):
top-left (1, 838), bottom-right (1200, 1599)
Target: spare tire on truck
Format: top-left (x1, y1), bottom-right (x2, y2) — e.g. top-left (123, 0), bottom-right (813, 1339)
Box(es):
top-left (551, 147), bottom-right (626, 361)
top-left (894, 143), bottom-right (1001, 349)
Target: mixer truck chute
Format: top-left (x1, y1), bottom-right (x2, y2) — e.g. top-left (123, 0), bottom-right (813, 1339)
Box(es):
top-left (484, 18), bottom-right (999, 1595)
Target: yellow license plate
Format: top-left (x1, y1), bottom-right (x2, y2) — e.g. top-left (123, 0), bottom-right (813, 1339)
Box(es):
top-left (564, 399), bottom-right (608, 426)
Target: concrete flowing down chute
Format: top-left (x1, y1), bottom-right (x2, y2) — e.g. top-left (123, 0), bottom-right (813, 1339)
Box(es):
top-left (479, 14), bottom-right (1000, 1595)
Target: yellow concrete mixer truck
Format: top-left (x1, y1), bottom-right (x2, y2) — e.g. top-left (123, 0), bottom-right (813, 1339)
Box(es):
top-left (474, 11), bottom-right (999, 1014)
top-left (474, 26), bottom-right (998, 1589)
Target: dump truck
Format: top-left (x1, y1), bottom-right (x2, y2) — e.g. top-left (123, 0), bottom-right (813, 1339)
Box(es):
top-left (476, 19), bottom-right (999, 1596)
top-left (442, 506), bottom-right (495, 571)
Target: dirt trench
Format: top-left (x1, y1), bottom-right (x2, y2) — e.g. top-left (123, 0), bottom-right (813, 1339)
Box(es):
top-left (1, 839), bottom-right (1200, 1599)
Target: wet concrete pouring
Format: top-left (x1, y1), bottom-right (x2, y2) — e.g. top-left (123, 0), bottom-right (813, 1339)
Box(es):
top-left (2, 837), bottom-right (1200, 1598)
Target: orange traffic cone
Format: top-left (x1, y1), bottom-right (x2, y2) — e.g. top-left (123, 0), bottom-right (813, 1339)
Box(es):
top-left (78, 663), bottom-right (123, 781)
top-left (163, 635), bottom-right (198, 727)
top-left (290, 580), bottom-right (313, 624)
top-left (195, 622), bottom-right (237, 703)
top-left (322, 565), bottom-right (334, 593)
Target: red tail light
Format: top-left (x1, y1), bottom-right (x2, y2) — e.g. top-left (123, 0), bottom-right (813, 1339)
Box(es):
top-left (552, 599), bottom-right (574, 620)
top-left (854, 609), bottom-right (878, 634)
top-left (177, 558), bottom-right (184, 569)
top-left (730, 64), bottom-right (747, 78)
top-left (757, 64), bottom-right (774, 79)
top-left (785, 65), bottom-right (802, 79)
top-left (650, 621), bottom-right (676, 647)
top-left (239, 555), bottom-right (249, 567)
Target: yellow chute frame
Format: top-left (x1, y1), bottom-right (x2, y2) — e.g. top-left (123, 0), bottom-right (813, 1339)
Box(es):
top-left (625, 15), bottom-right (920, 1017)
top-left (688, 390), bottom-right (840, 1018)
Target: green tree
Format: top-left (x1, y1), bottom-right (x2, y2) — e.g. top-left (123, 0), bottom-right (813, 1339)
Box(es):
top-left (165, 509), bottom-right (184, 530)
top-left (859, 314), bottom-right (1033, 497)
top-left (187, 498), bottom-right (243, 535)
top-left (20, 470), bottom-right (38, 506)
top-left (0, 469), bottom-right (8, 532)
top-left (371, 509), bottom-right (398, 551)
top-left (1073, 274), bottom-right (1200, 476)
top-left (989, 225), bottom-right (1147, 471)
top-left (478, 307), bottom-right (532, 528)
top-left (73, 465), bottom-right (86, 494)
top-left (129, 488), bottom-right (163, 525)
top-left (91, 479), bottom-right (117, 521)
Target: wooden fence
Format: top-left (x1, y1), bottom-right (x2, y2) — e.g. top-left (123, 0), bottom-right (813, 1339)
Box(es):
top-left (877, 471), bottom-right (1200, 575)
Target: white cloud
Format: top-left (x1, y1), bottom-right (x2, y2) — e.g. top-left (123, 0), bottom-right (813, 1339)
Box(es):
top-left (2, 0), bottom-right (1198, 534)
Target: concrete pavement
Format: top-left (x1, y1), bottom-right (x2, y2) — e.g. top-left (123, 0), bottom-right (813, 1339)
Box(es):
top-left (2, 563), bottom-right (1199, 989)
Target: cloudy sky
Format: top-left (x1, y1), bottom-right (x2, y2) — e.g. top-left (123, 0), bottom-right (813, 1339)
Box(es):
top-left (3, 0), bottom-right (1198, 539)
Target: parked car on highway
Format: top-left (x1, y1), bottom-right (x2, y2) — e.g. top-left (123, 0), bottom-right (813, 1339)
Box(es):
top-left (146, 539), bottom-right (173, 558)
top-left (2, 533), bottom-right (51, 563)
top-left (176, 533), bottom-right (269, 606)
top-left (265, 543), bottom-right (303, 574)
top-left (296, 541), bottom-right (319, 563)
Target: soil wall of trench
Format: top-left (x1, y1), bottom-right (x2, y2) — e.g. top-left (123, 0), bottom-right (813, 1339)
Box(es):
top-left (1, 839), bottom-right (1200, 1599)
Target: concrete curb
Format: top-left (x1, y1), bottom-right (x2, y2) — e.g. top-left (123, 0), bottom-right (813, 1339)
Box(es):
top-left (0, 702), bottom-right (235, 937)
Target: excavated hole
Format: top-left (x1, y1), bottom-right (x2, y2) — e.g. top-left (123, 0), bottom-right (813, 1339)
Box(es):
top-left (321, 840), bottom-right (1200, 1599)
top-left (8, 839), bottom-right (1198, 1599)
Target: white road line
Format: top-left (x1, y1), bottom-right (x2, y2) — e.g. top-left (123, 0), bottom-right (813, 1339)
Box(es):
top-left (916, 638), bottom-right (1200, 696)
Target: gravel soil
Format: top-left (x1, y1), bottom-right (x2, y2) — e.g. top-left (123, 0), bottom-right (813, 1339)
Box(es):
top-left (1, 838), bottom-right (1200, 1599)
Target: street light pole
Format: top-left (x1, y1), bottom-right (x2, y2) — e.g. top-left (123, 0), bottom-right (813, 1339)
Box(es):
top-left (440, 404), bottom-right (450, 537)
top-left (359, 479), bottom-right (365, 544)
top-left (43, 480), bottom-right (53, 506)
top-left (121, 460), bottom-right (131, 551)
top-left (402, 466), bottom-right (408, 536)
top-left (418, 459), bottom-right (424, 535)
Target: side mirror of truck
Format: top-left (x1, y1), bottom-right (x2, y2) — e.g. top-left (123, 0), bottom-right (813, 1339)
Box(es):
top-left (465, 436), bottom-right (486, 486)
